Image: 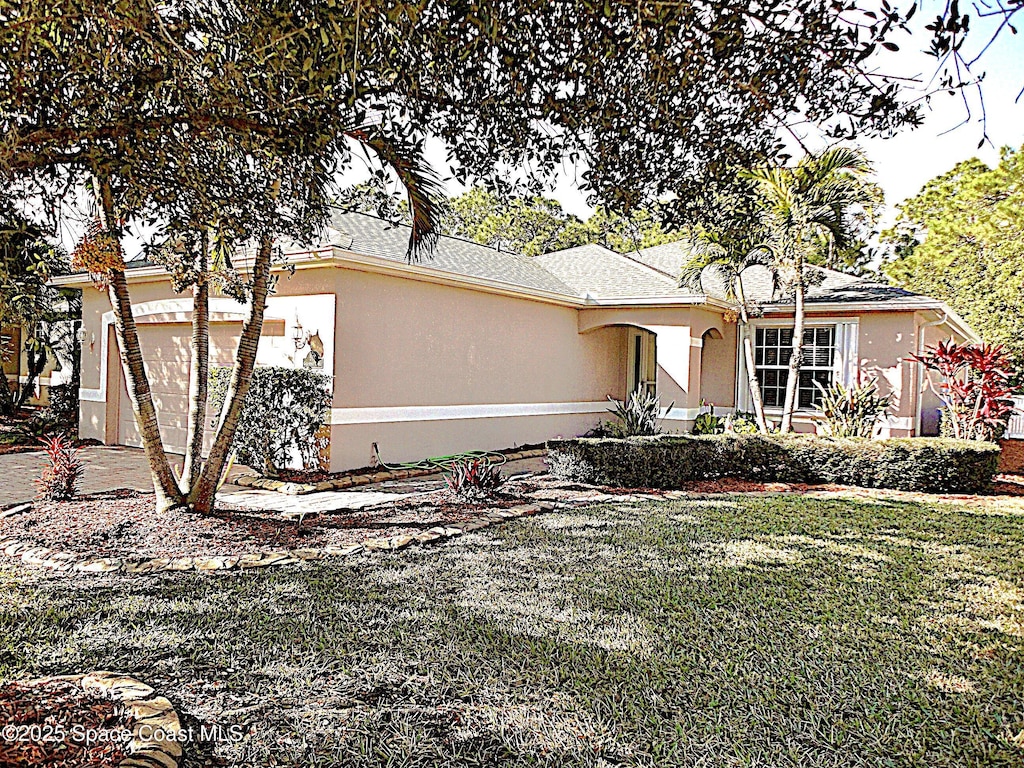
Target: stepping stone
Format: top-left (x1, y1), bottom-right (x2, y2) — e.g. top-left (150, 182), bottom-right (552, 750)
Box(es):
top-left (321, 544), bottom-right (363, 557)
top-left (414, 531), bottom-right (442, 543)
top-left (3, 540), bottom-right (28, 557)
top-left (362, 538), bottom-right (391, 551)
top-left (389, 535), bottom-right (415, 550)
top-left (75, 557), bottom-right (122, 573)
top-left (21, 547), bottom-right (54, 565)
top-left (161, 557), bottom-right (195, 571)
top-left (289, 548), bottom-right (322, 561)
top-left (82, 672), bottom-right (155, 700)
top-left (0, 503), bottom-right (31, 519)
top-left (193, 556), bottom-right (239, 571)
top-left (123, 559), bottom-right (168, 575)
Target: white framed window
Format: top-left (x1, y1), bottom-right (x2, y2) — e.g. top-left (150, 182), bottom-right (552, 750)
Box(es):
top-left (754, 326), bottom-right (836, 410)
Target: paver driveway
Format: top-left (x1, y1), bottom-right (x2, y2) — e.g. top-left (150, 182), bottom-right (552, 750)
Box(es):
top-left (0, 446), bottom-right (163, 505)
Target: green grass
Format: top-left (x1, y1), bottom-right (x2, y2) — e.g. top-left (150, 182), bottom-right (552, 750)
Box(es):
top-left (2, 493), bottom-right (1023, 767)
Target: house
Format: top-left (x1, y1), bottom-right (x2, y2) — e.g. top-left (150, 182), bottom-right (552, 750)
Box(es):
top-left (53, 211), bottom-right (978, 471)
top-left (1, 322), bottom-right (77, 408)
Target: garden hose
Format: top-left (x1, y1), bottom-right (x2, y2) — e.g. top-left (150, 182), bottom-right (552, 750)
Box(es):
top-left (372, 442), bottom-right (507, 473)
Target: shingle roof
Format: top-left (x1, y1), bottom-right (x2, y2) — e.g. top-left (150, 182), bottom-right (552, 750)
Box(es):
top-left (532, 244), bottom-right (688, 299)
top-left (632, 240), bottom-right (930, 307)
top-left (110, 209), bottom-right (933, 310)
top-left (324, 211), bottom-right (576, 296)
top-left (631, 240), bottom-right (693, 278)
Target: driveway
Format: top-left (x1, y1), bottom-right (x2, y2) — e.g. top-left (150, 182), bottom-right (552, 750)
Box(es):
top-left (0, 446), bottom-right (160, 506)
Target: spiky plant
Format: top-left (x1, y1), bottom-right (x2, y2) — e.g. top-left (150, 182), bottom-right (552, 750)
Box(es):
top-left (813, 378), bottom-right (891, 438)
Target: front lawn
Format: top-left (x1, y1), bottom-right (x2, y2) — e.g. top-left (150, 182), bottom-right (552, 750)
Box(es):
top-left (1, 491), bottom-right (1022, 767)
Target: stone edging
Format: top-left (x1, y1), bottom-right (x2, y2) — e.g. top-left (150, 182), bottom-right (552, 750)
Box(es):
top-left (0, 501), bottom-right (554, 576)
top-left (24, 672), bottom-right (182, 768)
top-left (234, 448), bottom-right (548, 495)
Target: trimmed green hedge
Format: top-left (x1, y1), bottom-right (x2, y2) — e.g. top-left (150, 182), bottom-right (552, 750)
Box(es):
top-left (547, 434), bottom-right (1000, 494)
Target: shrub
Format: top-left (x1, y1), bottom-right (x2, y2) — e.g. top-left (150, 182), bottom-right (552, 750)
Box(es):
top-left (547, 434), bottom-right (999, 494)
top-left (813, 378), bottom-right (891, 438)
top-left (726, 411), bottom-right (761, 435)
top-left (606, 390), bottom-right (673, 437)
top-left (35, 434), bottom-right (83, 500)
top-left (445, 459), bottom-right (504, 501)
top-left (209, 366), bottom-right (332, 477)
top-left (47, 384), bottom-right (79, 428)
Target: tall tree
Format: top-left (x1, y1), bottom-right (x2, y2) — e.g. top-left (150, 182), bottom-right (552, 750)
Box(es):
top-left (745, 147), bottom-right (874, 433)
top-left (882, 146), bottom-right (1024, 380)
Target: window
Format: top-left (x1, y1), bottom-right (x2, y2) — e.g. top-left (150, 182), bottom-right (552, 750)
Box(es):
top-left (754, 326), bottom-right (835, 409)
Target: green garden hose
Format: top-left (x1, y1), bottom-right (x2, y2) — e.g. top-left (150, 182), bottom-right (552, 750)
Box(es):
top-left (372, 442), bottom-right (507, 472)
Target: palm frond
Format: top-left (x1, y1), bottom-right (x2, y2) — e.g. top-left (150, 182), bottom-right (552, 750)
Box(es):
top-left (346, 129), bottom-right (448, 262)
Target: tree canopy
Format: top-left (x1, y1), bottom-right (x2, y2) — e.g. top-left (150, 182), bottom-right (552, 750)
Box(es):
top-left (882, 145), bottom-right (1024, 375)
top-left (338, 184), bottom-right (683, 255)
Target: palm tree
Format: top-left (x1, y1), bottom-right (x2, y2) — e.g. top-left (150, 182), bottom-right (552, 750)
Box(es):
top-left (681, 232), bottom-right (777, 434)
top-left (90, 132), bottom-right (446, 514)
top-left (744, 147), bottom-right (873, 433)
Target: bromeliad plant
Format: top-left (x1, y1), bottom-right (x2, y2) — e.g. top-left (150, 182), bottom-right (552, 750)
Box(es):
top-left (913, 340), bottom-right (1016, 441)
top-left (35, 433), bottom-right (83, 501)
top-left (445, 459), bottom-right (505, 501)
top-left (606, 390), bottom-right (674, 437)
top-left (813, 378), bottom-right (891, 438)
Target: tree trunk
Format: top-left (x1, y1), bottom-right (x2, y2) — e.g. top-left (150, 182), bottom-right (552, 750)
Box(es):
top-left (180, 233), bottom-right (209, 490)
top-left (734, 279), bottom-right (770, 434)
top-left (187, 235), bottom-right (274, 513)
top-left (780, 253), bottom-right (806, 434)
top-left (96, 177), bottom-right (185, 512)
top-left (107, 268), bottom-right (187, 512)
top-left (0, 367), bottom-right (14, 417)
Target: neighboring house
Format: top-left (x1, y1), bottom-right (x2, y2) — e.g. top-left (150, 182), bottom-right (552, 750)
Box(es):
top-left (1, 322), bottom-right (77, 407)
top-left (53, 211), bottom-right (977, 471)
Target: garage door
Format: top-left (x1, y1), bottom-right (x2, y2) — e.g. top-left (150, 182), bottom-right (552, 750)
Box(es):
top-left (118, 323), bottom-right (241, 455)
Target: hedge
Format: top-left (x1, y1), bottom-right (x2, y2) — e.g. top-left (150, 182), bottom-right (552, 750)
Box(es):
top-left (547, 434), bottom-right (1001, 494)
top-left (209, 366), bottom-right (332, 475)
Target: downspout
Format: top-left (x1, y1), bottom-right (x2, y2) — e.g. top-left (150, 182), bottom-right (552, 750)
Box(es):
top-left (914, 310), bottom-right (948, 436)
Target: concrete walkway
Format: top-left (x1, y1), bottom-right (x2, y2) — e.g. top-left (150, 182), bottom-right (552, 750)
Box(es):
top-left (0, 446), bottom-right (547, 509)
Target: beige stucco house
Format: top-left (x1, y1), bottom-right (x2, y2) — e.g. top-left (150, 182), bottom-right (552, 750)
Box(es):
top-left (55, 211), bottom-right (978, 471)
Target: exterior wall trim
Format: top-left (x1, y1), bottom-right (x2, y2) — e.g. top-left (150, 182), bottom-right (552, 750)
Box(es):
top-left (328, 401), bottom-right (611, 425)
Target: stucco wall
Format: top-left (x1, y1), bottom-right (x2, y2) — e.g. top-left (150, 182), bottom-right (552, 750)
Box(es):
top-left (330, 268), bottom-right (627, 469)
top-left (78, 264), bottom-right (630, 471)
top-left (856, 311), bottom-right (918, 437)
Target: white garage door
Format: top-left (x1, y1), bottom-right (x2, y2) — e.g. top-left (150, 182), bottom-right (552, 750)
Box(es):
top-left (118, 323), bottom-right (241, 455)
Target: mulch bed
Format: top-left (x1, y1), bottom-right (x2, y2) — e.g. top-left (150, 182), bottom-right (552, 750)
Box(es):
top-left (0, 679), bottom-right (133, 767)
top-left (992, 473), bottom-right (1024, 496)
top-left (272, 443), bottom-right (548, 484)
top-left (0, 486), bottom-right (532, 560)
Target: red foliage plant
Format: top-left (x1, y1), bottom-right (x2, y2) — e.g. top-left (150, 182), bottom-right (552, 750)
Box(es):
top-left (445, 459), bottom-right (504, 501)
top-left (36, 434), bottom-right (84, 501)
top-left (913, 340), bottom-right (1017, 441)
